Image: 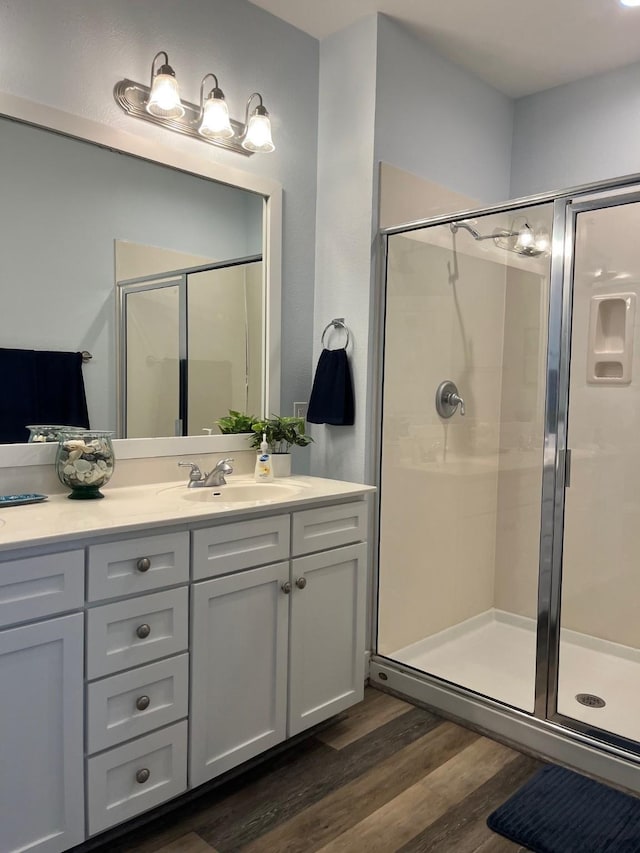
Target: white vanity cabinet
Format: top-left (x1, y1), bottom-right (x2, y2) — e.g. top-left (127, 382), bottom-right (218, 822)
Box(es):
top-left (0, 482), bottom-right (371, 852)
top-left (0, 551), bottom-right (85, 853)
top-left (189, 500), bottom-right (368, 786)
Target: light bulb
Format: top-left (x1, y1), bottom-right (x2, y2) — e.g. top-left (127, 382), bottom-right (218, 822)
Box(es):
top-left (534, 229), bottom-right (550, 254)
top-left (199, 95), bottom-right (234, 139)
top-left (515, 224), bottom-right (535, 251)
top-left (242, 113), bottom-right (275, 153)
top-left (147, 73), bottom-right (184, 118)
top-left (620, 0), bottom-right (640, 6)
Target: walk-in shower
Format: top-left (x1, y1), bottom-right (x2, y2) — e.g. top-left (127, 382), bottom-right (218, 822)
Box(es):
top-left (375, 185), bottom-right (640, 769)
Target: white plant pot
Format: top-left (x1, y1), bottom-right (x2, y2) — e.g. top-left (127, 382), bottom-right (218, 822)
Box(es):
top-left (271, 453), bottom-right (291, 478)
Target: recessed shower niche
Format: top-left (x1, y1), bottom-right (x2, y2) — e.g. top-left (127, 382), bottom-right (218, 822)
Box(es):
top-left (587, 292), bottom-right (635, 384)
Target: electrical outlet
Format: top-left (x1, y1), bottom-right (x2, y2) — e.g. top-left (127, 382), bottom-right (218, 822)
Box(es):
top-left (293, 401), bottom-right (308, 419)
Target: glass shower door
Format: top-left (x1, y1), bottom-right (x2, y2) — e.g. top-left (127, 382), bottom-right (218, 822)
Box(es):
top-left (377, 203), bottom-right (554, 713)
top-left (554, 194), bottom-right (640, 746)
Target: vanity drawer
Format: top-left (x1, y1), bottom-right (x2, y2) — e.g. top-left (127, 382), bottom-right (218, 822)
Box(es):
top-left (87, 720), bottom-right (187, 835)
top-left (292, 501), bottom-right (367, 556)
top-left (0, 550), bottom-right (84, 627)
top-left (87, 532), bottom-right (189, 601)
top-left (86, 587), bottom-right (188, 679)
top-left (87, 653), bottom-right (189, 753)
top-left (192, 515), bottom-right (290, 580)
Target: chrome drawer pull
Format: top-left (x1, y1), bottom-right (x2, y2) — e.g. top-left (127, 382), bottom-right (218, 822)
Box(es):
top-left (136, 623), bottom-right (151, 639)
top-left (135, 768), bottom-right (150, 784)
top-left (295, 577), bottom-right (307, 590)
top-left (135, 695), bottom-right (151, 711)
top-left (136, 557), bottom-right (151, 573)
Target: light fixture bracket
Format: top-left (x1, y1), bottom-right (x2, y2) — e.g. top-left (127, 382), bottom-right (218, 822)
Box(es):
top-left (113, 79), bottom-right (253, 157)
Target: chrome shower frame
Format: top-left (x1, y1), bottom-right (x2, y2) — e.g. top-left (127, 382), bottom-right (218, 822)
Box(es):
top-left (371, 174), bottom-right (640, 792)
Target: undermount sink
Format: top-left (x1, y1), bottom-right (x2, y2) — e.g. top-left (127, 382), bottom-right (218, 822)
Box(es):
top-left (161, 480), bottom-right (304, 505)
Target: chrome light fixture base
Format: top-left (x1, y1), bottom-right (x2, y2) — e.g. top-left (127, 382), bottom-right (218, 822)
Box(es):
top-left (114, 79), bottom-right (253, 157)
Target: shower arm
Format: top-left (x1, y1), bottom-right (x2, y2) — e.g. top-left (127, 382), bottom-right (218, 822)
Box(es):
top-left (450, 221), bottom-right (520, 241)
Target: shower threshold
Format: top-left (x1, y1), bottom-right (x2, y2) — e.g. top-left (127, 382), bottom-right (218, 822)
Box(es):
top-left (386, 609), bottom-right (640, 743)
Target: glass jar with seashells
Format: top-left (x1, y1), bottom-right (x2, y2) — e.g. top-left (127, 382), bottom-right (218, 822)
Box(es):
top-left (55, 430), bottom-right (115, 499)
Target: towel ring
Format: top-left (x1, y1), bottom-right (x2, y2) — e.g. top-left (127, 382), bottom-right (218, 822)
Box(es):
top-left (321, 318), bottom-right (350, 351)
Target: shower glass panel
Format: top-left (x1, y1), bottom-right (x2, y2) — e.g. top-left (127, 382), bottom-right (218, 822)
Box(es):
top-left (556, 197), bottom-right (640, 743)
top-left (187, 260), bottom-right (263, 435)
top-left (377, 203), bottom-right (553, 712)
top-left (124, 280), bottom-right (182, 438)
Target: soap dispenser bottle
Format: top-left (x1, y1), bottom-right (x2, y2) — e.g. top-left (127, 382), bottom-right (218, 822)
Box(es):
top-left (254, 433), bottom-right (274, 481)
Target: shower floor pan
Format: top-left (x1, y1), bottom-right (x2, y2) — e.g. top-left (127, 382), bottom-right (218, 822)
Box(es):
top-left (388, 609), bottom-right (640, 743)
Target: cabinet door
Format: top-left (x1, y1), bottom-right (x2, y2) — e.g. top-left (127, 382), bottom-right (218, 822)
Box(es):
top-left (0, 614), bottom-right (84, 853)
top-left (190, 562), bottom-right (289, 786)
top-left (289, 543), bottom-right (367, 736)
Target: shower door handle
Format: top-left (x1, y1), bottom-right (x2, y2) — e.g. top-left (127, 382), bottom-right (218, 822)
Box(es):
top-left (564, 448), bottom-right (572, 488)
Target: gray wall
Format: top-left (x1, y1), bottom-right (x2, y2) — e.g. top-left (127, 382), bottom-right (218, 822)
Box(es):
top-left (0, 0), bottom-right (319, 426)
top-left (0, 116), bottom-right (262, 432)
top-left (375, 16), bottom-right (514, 207)
top-left (511, 59), bottom-right (640, 198)
top-left (311, 16), bottom-right (378, 482)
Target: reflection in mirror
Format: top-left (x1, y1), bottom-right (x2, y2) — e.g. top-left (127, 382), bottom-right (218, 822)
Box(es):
top-left (0, 114), bottom-right (265, 443)
top-left (118, 255), bottom-right (263, 438)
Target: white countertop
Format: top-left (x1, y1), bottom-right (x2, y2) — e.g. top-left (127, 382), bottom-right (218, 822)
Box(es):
top-left (0, 476), bottom-right (375, 553)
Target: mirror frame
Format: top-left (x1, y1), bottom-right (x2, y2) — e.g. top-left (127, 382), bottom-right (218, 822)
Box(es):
top-left (0, 91), bottom-right (282, 467)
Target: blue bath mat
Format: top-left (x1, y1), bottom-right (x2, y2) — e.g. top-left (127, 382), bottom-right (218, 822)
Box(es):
top-left (487, 765), bottom-right (640, 852)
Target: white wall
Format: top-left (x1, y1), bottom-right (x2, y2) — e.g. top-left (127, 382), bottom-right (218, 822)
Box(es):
top-left (511, 59), bottom-right (640, 198)
top-left (0, 0), bottom-right (319, 423)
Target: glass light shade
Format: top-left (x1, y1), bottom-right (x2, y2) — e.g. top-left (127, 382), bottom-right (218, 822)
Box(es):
top-left (534, 230), bottom-right (550, 254)
top-left (199, 96), bottom-right (234, 139)
top-left (242, 113), bottom-right (275, 153)
top-left (147, 73), bottom-right (184, 118)
top-left (620, 0), bottom-right (640, 6)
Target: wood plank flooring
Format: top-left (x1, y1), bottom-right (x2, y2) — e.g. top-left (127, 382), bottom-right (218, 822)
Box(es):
top-left (95, 688), bottom-right (540, 853)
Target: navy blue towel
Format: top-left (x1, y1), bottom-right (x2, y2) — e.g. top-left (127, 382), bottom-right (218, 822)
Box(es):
top-left (488, 764), bottom-right (640, 852)
top-left (0, 348), bottom-right (90, 443)
top-left (307, 348), bottom-right (355, 426)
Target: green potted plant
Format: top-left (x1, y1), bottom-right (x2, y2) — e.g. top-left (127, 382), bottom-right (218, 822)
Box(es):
top-left (250, 414), bottom-right (312, 477)
top-left (214, 410), bottom-right (257, 435)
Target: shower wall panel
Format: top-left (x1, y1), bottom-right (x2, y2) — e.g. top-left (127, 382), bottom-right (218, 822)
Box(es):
top-left (378, 235), bottom-right (507, 654)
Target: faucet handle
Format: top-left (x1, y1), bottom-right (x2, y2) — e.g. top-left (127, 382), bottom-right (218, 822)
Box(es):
top-left (216, 457), bottom-right (234, 467)
top-left (178, 461), bottom-right (203, 481)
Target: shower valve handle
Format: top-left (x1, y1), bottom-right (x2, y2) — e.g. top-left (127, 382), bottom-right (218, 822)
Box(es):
top-left (447, 392), bottom-right (465, 416)
top-left (435, 380), bottom-right (466, 418)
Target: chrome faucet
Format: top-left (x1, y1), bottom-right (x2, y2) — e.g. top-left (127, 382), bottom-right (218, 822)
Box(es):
top-left (178, 458), bottom-right (234, 488)
top-left (204, 457), bottom-right (234, 486)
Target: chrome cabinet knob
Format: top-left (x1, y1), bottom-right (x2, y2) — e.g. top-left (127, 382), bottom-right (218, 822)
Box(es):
top-left (295, 577), bottom-right (307, 589)
top-left (135, 695), bottom-right (151, 711)
top-left (281, 581), bottom-right (292, 594)
top-left (136, 557), bottom-right (151, 573)
top-left (136, 623), bottom-right (151, 639)
top-left (135, 768), bottom-right (150, 784)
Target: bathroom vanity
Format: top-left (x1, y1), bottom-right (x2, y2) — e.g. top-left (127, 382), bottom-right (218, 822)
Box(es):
top-left (0, 476), bottom-right (373, 853)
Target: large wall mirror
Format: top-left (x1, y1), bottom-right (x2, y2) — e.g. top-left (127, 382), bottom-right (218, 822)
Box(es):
top-left (0, 92), bottom-right (281, 455)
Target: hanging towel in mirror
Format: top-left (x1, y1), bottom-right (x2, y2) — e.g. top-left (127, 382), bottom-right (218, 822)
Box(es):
top-left (0, 348), bottom-right (90, 443)
top-left (307, 348), bottom-right (355, 425)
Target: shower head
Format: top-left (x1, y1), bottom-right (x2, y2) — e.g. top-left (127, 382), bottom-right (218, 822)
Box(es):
top-left (450, 218), bottom-right (547, 257)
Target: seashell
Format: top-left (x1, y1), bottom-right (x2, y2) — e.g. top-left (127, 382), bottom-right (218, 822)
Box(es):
top-left (74, 459), bottom-right (91, 473)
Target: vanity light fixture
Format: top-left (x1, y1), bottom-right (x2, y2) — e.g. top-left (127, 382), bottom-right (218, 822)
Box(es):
top-left (241, 93), bottom-right (275, 153)
top-left (198, 73), bottom-right (234, 139)
top-left (146, 51), bottom-right (184, 118)
top-left (114, 51), bottom-right (275, 156)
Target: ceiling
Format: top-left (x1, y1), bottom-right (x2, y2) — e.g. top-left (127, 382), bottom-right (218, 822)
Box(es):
top-left (248, 0), bottom-right (640, 97)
